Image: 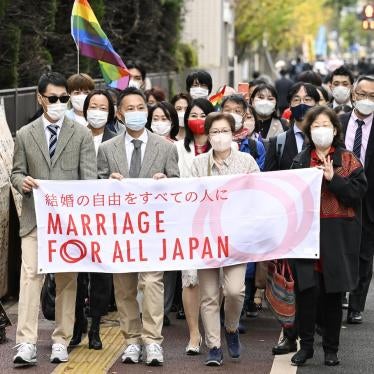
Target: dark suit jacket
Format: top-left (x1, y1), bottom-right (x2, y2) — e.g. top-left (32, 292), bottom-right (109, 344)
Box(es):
top-left (339, 111), bottom-right (374, 237)
top-left (264, 127), bottom-right (298, 171)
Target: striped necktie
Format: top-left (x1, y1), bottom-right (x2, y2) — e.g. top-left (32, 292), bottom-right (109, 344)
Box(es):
top-left (353, 119), bottom-right (365, 159)
top-left (47, 125), bottom-right (59, 158)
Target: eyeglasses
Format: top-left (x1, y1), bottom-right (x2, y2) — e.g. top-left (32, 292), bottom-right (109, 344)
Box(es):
top-left (291, 96), bottom-right (315, 106)
top-left (41, 94), bottom-right (70, 104)
top-left (209, 129), bottom-right (232, 136)
top-left (354, 91), bottom-right (374, 101)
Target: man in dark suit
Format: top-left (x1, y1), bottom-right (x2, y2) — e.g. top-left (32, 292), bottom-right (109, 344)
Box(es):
top-left (97, 87), bottom-right (179, 366)
top-left (275, 69), bottom-right (294, 115)
top-left (11, 72), bottom-right (97, 366)
top-left (265, 82), bottom-right (320, 355)
top-left (339, 75), bottom-right (374, 324)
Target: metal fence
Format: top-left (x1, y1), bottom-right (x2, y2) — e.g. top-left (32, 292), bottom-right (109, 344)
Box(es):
top-left (0, 71), bottom-right (186, 137)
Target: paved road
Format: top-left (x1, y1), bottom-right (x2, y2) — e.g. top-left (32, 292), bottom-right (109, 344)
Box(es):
top-left (1, 279), bottom-right (373, 373)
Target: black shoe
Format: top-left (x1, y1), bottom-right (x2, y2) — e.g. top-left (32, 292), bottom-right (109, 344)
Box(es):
top-left (324, 352), bottom-right (339, 366)
top-left (272, 336), bottom-right (297, 355)
top-left (205, 347), bottom-right (223, 366)
top-left (347, 311), bottom-right (363, 324)
top-left (69, 317), bottom-right (87, 347)
top-left (88, 317), bottom-right (102, 350)
top-left (238, 320), bottom-right (246, 334)
top-left (246, 301), bottom-right (258, 318)
top-left (291, 349), bottom-right (314, 366)
top-left (176, 309), bottom-right (185, 320)
top-left (163, 315), bottom-right (171, 327)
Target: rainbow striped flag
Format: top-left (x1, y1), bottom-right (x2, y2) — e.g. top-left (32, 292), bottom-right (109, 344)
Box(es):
top-left (209, 85), bottom-right (226, 111)
top-left (71, 0), bottom-right (129, 89)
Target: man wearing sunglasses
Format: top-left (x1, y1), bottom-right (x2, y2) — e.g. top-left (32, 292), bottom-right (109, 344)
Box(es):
top-left (10, 72), bottom-right (97, 366)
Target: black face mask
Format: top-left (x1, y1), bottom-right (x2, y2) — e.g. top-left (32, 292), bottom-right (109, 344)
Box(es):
top-left (290, 104), bottom-right (313, 121)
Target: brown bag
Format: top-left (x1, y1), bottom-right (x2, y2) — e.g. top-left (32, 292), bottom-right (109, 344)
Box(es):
top-left (255, 261), bottom-right (268, 289)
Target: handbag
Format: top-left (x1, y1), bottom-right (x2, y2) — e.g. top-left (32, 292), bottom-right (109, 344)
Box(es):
top-left (41, 274), bottom-right (56, 321)
top-left (265, 260), bottom-right (295, 328)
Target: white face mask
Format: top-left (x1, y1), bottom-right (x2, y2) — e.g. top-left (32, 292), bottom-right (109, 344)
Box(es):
top-left (124, 111), bottom-right (148, 131)
top-left (128, 79), bottom-right (141, 89)
top-left (354, 99), bottom-right (374, 116)
top-left (87, 109), bottom-right (108, 129)
top-left (311, 127), bottom-right (335, 148)
top-left (209, 132), bottom-right (233, 152)
top-left (332, 86), bottom-right (350, 104)
top-left (253, 99), bottom-right (276, 116)
top-left (190, 87), bottom-right (209, 99)
top-left (229, 113), bottom-right (243, 131)
top-left (177, 111), bottom-right (185, 127)
top-left (70, 94), bottom-right (87, 112)
top-left (151, 120), bottom-right (171, 136)
top-left (47, 103), bottom-right (67, 121)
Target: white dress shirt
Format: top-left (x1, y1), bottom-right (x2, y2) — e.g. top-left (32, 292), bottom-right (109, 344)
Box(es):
top-left (93, 133), bottom-right (104, 155)
top-left (42, 114), bottom-right (64, 147)
top-left (124, 130), bottom-right (148, 164)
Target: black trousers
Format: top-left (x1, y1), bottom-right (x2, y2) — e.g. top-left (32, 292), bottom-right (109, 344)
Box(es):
top-left (295, 272), bottom-right (342, 353)
top-left (349, 227), bottom-right (374, 312)
top-left (75, 272), bottom-right (112, 319)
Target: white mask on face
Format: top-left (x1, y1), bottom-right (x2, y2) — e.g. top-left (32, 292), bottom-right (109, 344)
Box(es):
top-left (311, 127), bottom-right (335, 148)
top-left (47, 103), bottom-right (67, 121)
top-left (190, 87), bottom-right (209, 99)
top-left (128, 79), bottom-right (141, 89)
top-left (70, 94), bottom-right (87, 112)
top-left (124, 111), bottom-right (148, 131)
top-left (354, 99), bottom-right (374, 116)
top-left (230, 113), bottom-right (243, 131)
top-left (332, 86), bottom-right (350, 104)
top-left (209, 132), bottom-right (233, 152)
top-left (87, 109), bottom-right (108, 129)
top-left (151, 120), bottom-right (171, 136)
top-left (253, 99), bottom-right (276, 116)
top-left (177, 111), bottom-right (185, 127)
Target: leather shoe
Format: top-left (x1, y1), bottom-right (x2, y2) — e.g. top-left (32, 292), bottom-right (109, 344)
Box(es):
top-left (347, 311), bottom-right (363, 324)
top-left (69, 317), bottom-right (88, 347)
top-left (88, 316), bottom-right (102, 350)
top-left (291, 349), bottom-right (314, 366)
top-left (272, 336), bottom-right (297, 355)
top-left (324, 352), bottom-right (339, 366)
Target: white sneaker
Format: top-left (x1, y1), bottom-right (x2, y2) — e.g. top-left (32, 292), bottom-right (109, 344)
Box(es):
top-left (145, 343), bottom-right (164, 366)
top-left (13, 343), bottom-right (37, 365)
top-left (50, 343), bottom-right (69, 363)
top-left (121, 344), bottom-right (142, 364)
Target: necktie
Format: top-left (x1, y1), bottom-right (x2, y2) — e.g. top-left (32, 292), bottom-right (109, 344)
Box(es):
top-left (47, 125), bottom-right (59, 158)
top-left (129, 139), bottom-right (142, 178)
top-left (353, 119), bottom-right (365, 159)
top-left (299, 132), bottom-right (306, 151)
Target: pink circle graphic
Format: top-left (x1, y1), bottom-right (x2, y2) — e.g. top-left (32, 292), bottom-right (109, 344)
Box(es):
top-left (192, 172), bottom-right (317, 267)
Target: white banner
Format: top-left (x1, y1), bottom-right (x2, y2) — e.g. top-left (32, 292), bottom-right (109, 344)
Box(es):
top-left (34, 169), bottom-right (323, 273)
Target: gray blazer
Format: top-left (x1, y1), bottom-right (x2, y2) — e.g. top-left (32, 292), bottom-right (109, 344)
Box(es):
top-left (97, 130), bottom-right (179, 179)
top-left (11, 116), bottom-right (97, 237)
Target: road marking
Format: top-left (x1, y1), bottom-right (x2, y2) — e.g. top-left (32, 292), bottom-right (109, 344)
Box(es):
top-left (51, 312), bottom-right (124, 374)
top-left (269, 332), bottom-right (298, 374)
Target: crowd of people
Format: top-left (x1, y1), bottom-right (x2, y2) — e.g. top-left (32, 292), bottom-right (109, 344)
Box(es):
top-left (9, 60), bottom-right (373, 369)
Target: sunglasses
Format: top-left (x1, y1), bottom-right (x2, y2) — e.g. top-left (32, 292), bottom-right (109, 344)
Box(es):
top-left (41, 94), bottom-right (70, 104)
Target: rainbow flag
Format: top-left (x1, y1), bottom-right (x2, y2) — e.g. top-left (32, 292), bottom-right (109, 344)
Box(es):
top-left (209, 85), bottom-right (226, 111)
top-left (71, 0), bottom-right (129, 89)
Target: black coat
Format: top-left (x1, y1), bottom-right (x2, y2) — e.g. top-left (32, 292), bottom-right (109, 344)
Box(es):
top-left (339, 112), bottom-right (374, 250)
top-left (289, 146), bottom-right (368, 293)
top-left (264, 127), bottom-right (298, 171)
top-left (275, 76), bottom-right (294, 112)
